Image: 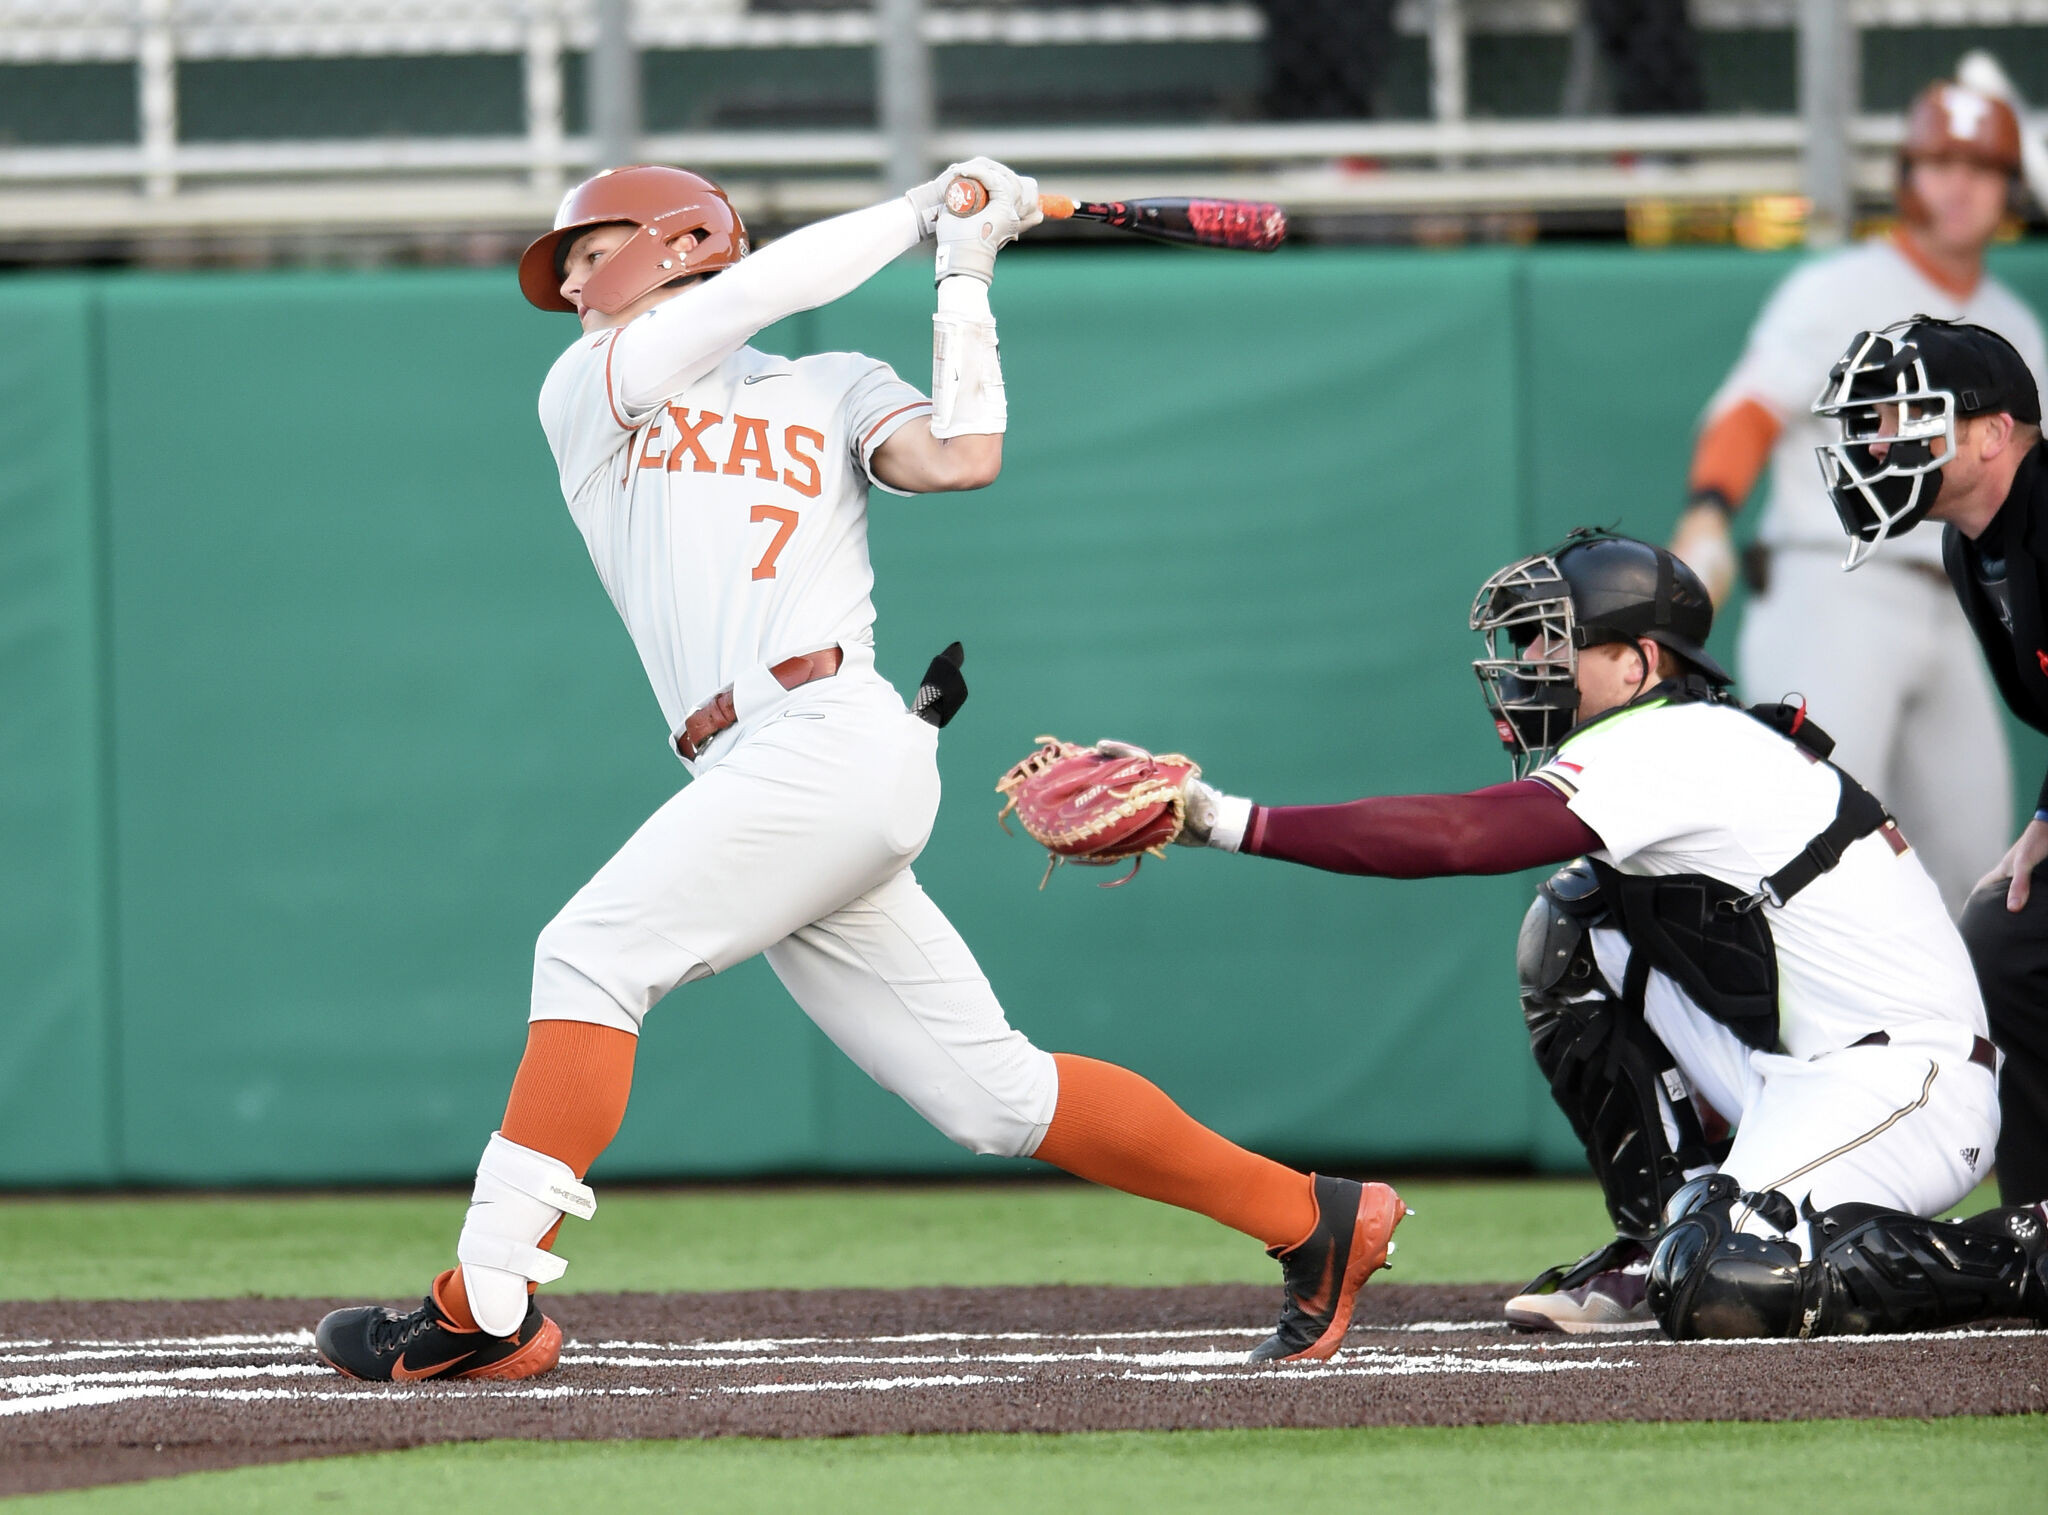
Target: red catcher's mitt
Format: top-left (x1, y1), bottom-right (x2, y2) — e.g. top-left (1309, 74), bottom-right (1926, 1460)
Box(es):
top-left (994, 736), bottom-right (1199, 888)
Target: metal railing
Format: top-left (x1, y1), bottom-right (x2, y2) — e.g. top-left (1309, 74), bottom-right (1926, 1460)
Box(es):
top-left (2, 0), bottom-right (2044, 242)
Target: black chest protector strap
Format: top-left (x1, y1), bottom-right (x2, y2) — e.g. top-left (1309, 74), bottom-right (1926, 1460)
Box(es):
top-left (1586, 694), bottom-right (1898, 1052)
top-left (1730, 770), bottom-right (1894, 913)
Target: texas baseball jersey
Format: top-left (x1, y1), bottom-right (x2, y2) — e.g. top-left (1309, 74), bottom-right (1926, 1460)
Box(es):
top-left (541, 331), bottom-right (931, 749)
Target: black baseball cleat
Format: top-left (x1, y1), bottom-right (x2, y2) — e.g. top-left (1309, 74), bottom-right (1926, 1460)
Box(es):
top-left (315, 1272), bottom-right (562, 1383)
top-left (1250, 1175), bottom-right (1407, 1363)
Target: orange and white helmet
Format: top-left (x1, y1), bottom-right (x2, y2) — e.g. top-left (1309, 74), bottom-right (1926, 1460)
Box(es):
top-left (1896, 81), bottom-right (2023, 223)
top-left (518, 165), bottom-right (749, 316)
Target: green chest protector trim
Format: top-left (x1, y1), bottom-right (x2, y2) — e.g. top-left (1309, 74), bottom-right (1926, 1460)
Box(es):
top-left (1582, 687), bottom-right (1898, 1053)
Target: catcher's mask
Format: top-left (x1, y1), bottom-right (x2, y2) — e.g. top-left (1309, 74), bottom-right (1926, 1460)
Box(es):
top-left (1811, 317), bottom-right (2040, 569)
top-left (1470, 528), bottom-right (1729, 776)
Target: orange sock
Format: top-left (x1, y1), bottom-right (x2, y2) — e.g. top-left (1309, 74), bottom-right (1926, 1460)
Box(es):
top-left (440, 1019), bottom-right (638, 1331)
top-left (1031, 1053), bottom-right (1318, 1252)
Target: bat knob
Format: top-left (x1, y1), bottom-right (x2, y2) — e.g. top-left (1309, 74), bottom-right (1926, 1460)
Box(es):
top-left (944, 177), bottom-right (989, 217)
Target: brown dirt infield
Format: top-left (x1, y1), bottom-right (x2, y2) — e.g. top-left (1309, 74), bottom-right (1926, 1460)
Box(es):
top-left (3, 1285), bottom-right (2043, 1496)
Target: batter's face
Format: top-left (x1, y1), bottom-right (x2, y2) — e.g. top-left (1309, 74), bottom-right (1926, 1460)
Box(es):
top-left (1905, 156), bottom-right (2010, 256)
top-left (560, 224), bottom-right (703, 330)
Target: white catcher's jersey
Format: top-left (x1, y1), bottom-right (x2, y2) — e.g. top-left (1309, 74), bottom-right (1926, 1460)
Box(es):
top-left (1706, 237), bottom-right (2046, 566)
top-left (539, 328), bottom-right (931, 746)
top-left (1532, 700), bottom-right (1988, 1059)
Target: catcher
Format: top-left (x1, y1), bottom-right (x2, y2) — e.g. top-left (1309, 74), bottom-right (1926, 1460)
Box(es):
top-left (1009, 528), bottom-right (2048, 1339)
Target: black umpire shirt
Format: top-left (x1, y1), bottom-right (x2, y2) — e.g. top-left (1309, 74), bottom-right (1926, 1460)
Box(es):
top-left (1944, 439), bottom-right (2048, 812)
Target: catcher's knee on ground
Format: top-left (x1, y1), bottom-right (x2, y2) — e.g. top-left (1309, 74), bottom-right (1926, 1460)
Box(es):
top-left (456, 1133), bottom-right (598, 1337)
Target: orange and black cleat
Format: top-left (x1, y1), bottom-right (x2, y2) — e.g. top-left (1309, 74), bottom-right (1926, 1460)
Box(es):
top-left (1249, 1175), bottom-right (1407, 1362)
top-left (314, 1275), bottom-right (561, 1383)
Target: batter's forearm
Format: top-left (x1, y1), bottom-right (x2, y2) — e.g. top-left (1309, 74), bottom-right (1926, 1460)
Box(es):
top-left (870, 421), bottom-right (1002, 492)
top-left (1242, 781), bottom-right (1600, 877)
top-left (615, 198), bottom-right (924, 411)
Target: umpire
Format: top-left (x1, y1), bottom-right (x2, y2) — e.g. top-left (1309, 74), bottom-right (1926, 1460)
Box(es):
top-left (1814, 316), bottom-right (2048, 1203)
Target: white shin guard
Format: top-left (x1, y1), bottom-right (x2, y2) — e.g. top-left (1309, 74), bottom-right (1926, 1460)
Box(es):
top-left (455, 1132), bottom-right (597, 1337)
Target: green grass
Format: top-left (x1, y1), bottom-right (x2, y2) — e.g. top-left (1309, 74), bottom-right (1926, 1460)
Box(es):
top-left (17, 1421), bottom-right (2044, 1514)
top-left (0, 1177), bottom-right (1621, 1300)
top-left (0, 1176), bottom-right (2002, 1301)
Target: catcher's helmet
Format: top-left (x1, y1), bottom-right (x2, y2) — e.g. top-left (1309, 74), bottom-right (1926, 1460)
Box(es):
top-left (1471, 529), bottom-right (1729, 775)
top-left (519, 165), bottom-right (749, 317)
top-left (1896, 81), bottom-right (2023, 224)
top-left (1811, 317), bottom-right (2041, 568)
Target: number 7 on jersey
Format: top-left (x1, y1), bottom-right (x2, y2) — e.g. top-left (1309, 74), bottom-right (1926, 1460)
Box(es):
top-left (750, 505), bottom-right (799, 581)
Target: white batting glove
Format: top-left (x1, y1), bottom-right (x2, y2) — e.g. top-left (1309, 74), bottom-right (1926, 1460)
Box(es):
top-left (1094, 740), bottom-right (1252, 852)
top-left (934, 156), bottom-right (1041, 285)
top-left (904, 168), bottom-right (954, 239)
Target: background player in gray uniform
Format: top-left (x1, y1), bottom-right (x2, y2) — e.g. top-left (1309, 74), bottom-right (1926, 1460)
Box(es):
top-left (1668, 79), bottom-right (2043, 914)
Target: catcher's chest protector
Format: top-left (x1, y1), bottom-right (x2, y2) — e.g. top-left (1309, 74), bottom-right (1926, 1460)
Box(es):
top-left (1588, 694), bottom-right (1895, 1053)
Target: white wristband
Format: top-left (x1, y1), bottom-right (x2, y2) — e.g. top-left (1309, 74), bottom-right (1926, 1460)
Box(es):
top-left (1209, 794), bottom-right (1253, 853)
top-left (931, 275), bottom-right (1005, 438)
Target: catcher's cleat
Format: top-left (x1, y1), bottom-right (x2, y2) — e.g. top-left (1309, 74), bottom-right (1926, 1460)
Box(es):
top-left (1503, 1241), bottom-right (1655, 1334)
top-left (314, 1275), bottom-right (561, 1383)
top-left (1249, 1175), bottom-right (1406, 1363)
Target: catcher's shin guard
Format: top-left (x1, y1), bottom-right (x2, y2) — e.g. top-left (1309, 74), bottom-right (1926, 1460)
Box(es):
top-left (1519, 863), bottom-right (1718, 1242)
top-left (456, 1132), bottom-right (597, 1337)
top-left (1649, 1182), bottom-right (2048, 1339)
top-left (1801, 1201), bottom-right (2048, 1335)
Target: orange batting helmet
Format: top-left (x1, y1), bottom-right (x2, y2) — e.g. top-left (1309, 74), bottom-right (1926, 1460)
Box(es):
top-left (519, 166), bottom-right (749, 316)
top-left (1896, 81), bottom-right (2023, 223)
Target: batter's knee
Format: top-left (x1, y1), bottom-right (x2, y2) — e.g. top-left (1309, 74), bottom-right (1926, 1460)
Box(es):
top-left (530, 907), bottom-right (708, 1035)
top-left (914, 1041), bottom-right (1059, 1160)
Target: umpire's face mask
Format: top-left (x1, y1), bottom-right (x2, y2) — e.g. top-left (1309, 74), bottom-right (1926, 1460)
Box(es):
top-left (1470, 555), bottom-right (1582, 778)
top-left (1812, 326), bottom-right (1955, 570)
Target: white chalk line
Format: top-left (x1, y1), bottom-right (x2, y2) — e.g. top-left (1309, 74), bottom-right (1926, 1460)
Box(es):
top-left (0, 1383), bottom-right (666, 1418)
top-left (2, 1363), bottom-right (327, 1395)
top-left (4, 1321), bottom-right (2037, 1419)
top-left (0, 1333), bottom-right (313, 1351)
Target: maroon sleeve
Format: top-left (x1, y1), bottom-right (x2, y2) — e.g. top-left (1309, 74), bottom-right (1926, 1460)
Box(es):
top-left (1242, 780), bottom-right (1602, 878)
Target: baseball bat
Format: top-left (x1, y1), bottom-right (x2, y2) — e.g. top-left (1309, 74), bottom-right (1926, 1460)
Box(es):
top-left (944, 177), bottom-right (1286, 251)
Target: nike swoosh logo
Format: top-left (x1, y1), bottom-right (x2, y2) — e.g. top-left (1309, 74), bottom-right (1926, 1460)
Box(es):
top-left (742, 373), bottom-right (789, 384)
top-left (391, 1351), bottom-right (472, 1382)
top-left (1297, 1253), bottom-right (1336, 1319)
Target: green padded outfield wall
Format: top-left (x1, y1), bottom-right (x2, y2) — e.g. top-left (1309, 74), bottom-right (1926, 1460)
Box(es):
top-left (3, 243), bottom-right (2044, 1186)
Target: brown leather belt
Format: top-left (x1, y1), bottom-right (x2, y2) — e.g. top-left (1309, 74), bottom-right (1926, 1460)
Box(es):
top-left (1851, 1029), bottom-right (1997, 1073)
top-left (673, 646), bottom-right (842, 761)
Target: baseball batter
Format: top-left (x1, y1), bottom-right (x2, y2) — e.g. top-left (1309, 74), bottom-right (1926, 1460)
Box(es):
top-left (312, 160), bottom-right (1403, 1382)
top-left (1669, 79), bottom-right (2045, 913)
top-left (1132, 530), bottom-right (2048, 1337)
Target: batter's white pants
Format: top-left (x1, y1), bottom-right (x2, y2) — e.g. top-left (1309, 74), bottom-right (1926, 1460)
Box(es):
top-left (1738, 548), bottom-right (2010, 915)
top-left (527, 672), bottom-right (1059, 1160)
top-left (1591, 930), bottom-right (1999, 1255)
